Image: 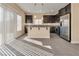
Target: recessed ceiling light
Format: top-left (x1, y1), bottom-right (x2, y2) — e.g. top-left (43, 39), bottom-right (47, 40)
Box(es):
top-left (34, 15), bottom-right (36, 18)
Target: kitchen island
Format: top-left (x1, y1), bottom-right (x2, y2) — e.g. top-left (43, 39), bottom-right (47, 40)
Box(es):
top-left (25, 23), bottom-right (60, 38)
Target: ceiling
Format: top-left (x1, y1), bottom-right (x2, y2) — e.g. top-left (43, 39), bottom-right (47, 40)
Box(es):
top-left (17, 3), bottom-right (69, 15)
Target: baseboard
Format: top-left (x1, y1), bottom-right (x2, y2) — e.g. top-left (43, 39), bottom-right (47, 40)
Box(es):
top-left (71, 41), bottom-right (79, 44)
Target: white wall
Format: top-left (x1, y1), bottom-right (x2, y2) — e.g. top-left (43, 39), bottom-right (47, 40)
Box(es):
top-left (71, 3), bottom-right (79, 43)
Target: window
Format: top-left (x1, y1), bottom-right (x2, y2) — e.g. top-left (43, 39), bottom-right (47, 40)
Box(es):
top-left (17, 15), bottom-right (22, 31)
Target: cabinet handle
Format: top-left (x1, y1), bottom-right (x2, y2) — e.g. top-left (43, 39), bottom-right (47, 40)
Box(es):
top-left (38, 27), bottom-right (40, 30)
top-left (30, 27), bottom-right (32, 30)
top-left (46, 27), bottom-right (48, 30)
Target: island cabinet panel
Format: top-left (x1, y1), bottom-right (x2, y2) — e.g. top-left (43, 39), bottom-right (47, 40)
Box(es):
top-left (27, 26), bottom-right (50, 38)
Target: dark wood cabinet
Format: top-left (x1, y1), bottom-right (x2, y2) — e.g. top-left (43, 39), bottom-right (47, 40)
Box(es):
top-left (25, 15), bottom-right (33, 33)
top-left (59, 3), bottom-right (71, 16)
top-left (43, 15), bottom-right (59, 23)
top-left (50, 27), bottom-right (56, 33)
top-left (25, 15), bottom-right (33, 23)
top-left (65, 4), bottom-right (71, 13)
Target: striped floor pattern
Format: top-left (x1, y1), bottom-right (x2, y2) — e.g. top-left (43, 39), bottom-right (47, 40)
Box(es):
top-left (9, 39), bottom-right (54, 56)
top-left (0, 45), bottom-right (16, 56)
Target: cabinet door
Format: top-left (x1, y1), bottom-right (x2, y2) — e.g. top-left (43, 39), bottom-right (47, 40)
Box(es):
top-left (25, 15), bottom-right (33, 23)
top-left (59, 4), bottom-right (71, 16)
top-left (59, 8), bottom-right (65, 16)
top-left (66, 4), bottom-right (71, 13)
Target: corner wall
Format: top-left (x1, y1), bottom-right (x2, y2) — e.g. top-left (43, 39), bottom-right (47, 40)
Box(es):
top-left (71, 3), bottom-right (79, 43)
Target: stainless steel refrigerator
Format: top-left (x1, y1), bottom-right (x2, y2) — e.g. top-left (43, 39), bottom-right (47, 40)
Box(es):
top-left (60, 14), bottom-right (70, 41)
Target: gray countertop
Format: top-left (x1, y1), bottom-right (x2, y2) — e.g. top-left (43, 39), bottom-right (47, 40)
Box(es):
top-left (24, 23), bottom-right (60, 27)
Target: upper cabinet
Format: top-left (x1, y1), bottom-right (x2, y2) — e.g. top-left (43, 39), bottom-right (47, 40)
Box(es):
top-left (43, 15), bottom-right (54, 23)
top-left (43, 15), bottom-right (60, 23)
top-left (59, 3), bottom-right (71, 16)
top-left (65, 4), bottom-right (71, 13)
top-left (25, 15), bottom-right (33, 23)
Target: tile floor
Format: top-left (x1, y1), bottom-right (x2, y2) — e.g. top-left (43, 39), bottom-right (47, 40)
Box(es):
top-left (1, 33), bottom-right (79, 56)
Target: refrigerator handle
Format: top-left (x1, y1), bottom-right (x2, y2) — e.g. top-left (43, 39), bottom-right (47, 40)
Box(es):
top-left (60, 22), bottom-right (62, 26)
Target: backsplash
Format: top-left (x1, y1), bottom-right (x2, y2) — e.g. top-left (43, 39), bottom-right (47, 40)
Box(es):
top-left (33, 14), bottom-right (43, 24)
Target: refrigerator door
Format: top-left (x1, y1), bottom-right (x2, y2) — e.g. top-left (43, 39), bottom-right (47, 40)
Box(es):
top-left (60, 14), bottom-right (70, 41)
